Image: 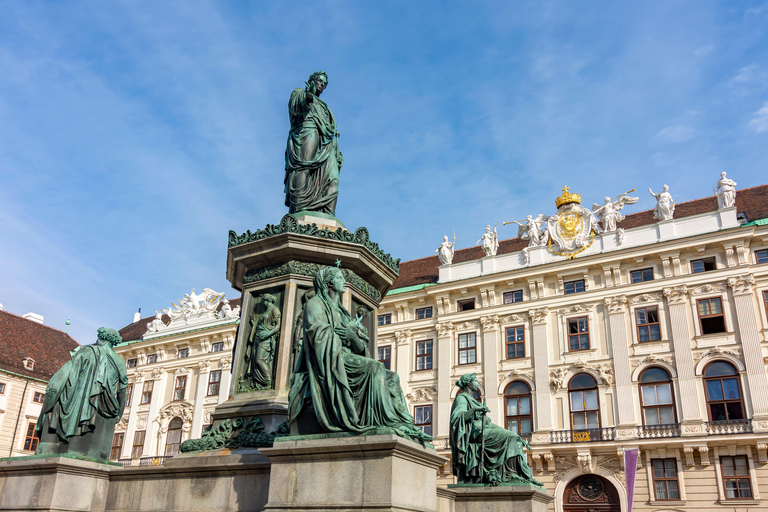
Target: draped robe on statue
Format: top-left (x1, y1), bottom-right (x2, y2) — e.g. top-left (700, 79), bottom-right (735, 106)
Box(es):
top-left (288, 278), bottom-right (430, 442)
top-left (284, 88), bottom-right (343, 215)
top-left (450, 392), bottom-right (537, 485)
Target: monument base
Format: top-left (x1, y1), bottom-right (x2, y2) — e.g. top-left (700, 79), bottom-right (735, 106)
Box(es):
top-left (261, 433), bottom-right (447, 512)
top-left (444, 484), bottom-right (553, 512)
top-left (212, 389), bottom-right (290, 433)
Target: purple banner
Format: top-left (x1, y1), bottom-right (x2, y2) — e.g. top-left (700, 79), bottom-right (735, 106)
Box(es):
top-left (624, 448), bottom-right (639, 512)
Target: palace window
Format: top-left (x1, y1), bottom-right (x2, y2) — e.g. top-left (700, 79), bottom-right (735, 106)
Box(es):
top-left (125, 384), bottom-right (133, 406)
top-left (164, 418), bottom-right (183, 456)
top-left (640, 368), bottom-right (676, 425)
top-left (378, 314), bottom-right (391, 326)
top-left (756, 249), bottom-right (768, 264)
top-left (414, 405), bottom-right (432, 436)
top-left (32, 391), bottom-right (45, 403)
top-left (457, 299), bottom-right (475, 312)
top-left (568, 317), bottom-right (590, 351)
top-left (635, 306), bottom-right (661, 342)
top-left (697, 297), bottom-right (726, 335)
top-left (564, 279), bottom-right (585, 295)
top-left (503, 290), bottom-right (523, 304)
top-left (704, 361), bottom-right (744, 421)
top-left (651, 458), bottom-right (680, 500)
top-left (211, 342), bottom-right (224, 353)
top-left (505, 326), bottom-right (525, 359)
top-left (173, 376), bottom-right (187, 401)
top-left (207, 370), bottom-right (222, 396)
top-left (416, 340), bottom-right (433, 370)
top-left (140, 380), bottom-right (154, 404)
top-left (569, 374), bottom-right (600, 431)
top-left (111, 433), bottom-right (124, 461)
top-left (0, 382), bottom-right (5, 394)
top-left (721, 456), bottom-right (752, 499)
top-left (631, 268), bottom-right (654, 283)
top-left (177, 348), bottom-right (189, 359)
top-left (131, 431), bottom-right (145, 459)
top-left (147, 354), bottom-right (158, 364)
top-left (691, 257), bottom-right (716, 273)
top-left (458, 333), bottom-right (476, 365)
top-left (415, 307), bottom-right (432, 320)
top-left (126, 358), bottom-right (138, 368)
top-left (23, 422), bottom-right (39, 451)
top-left (377, 346), bottom-right (391, 370)
top-left (504, 381), bottom-right (532, 435)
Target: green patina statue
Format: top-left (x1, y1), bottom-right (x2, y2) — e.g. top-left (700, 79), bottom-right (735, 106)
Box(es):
top-left (288, 265), bottom-right (430, 442)
top-left (35, 327), bottom-right (128, 461)
top-left (241, 293), bottom-right (281, 391)
top-left (284, 71), bottom-right (344, 217)
top-left (450, 373), bottom-right (542, 486)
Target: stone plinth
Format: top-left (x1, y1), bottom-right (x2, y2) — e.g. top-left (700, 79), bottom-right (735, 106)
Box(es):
top-left (0, 456), bottom-right (113, 512)
top-left (261, 433), bottom-right (448, 512)
top-left (445, 484), bottom-right (553, 512)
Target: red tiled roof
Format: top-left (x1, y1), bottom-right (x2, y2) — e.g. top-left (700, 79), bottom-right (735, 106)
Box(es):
top-left (117, 297), bottom-right (242, 343)
top-left (0, 310), bottom-right (81, 380)
top-left (392, 184), bottom-right (768, 289)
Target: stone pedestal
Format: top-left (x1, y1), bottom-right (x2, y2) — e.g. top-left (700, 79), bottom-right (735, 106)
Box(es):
top-left (261, 434), bottom-right (448, 512)
top-left (446, 485), bottom-right (553, 512)
top-left (0, 456), bottom-right (112, 512)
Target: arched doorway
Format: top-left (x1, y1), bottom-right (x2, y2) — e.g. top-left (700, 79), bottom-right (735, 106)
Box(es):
top-left (564, 474), bottom-right (620, 512)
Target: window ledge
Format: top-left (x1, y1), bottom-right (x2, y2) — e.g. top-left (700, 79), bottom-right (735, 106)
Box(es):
top-left (694, 332), bottom-right (736, 348)
top-left (716, 499), bottom-right (761, 505)
top-left (633, 340), bottom-right (671, 355)
top-left (647, 499), bottom-right (686, 506)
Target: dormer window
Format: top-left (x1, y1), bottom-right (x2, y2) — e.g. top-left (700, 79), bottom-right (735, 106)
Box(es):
top-left (22, 358), bottom-right (35, 371)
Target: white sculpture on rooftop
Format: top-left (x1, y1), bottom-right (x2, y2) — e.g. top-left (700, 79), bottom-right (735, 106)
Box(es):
top-left (715, 172), bottom-right (737, 209)
top-left (476, 224), bottom-right (499, 257)
top-left (505, 214), bottom-right (548, 247)
top-left (217, 298), bottom-right (241, 320)
top-left (164, 288), bottom-right (225, 326)
top-left (435, 233), bottom-right (455, 265)
top-left (592, 191), bottom-right (639, 232)
top-left (648, 185), bottom-right (675, 221)
top-left (145, 311), bottom-right (166, 334)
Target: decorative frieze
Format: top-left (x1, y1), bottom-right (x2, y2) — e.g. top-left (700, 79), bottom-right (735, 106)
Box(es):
top-left (549, 368), bottom-right (568, 391)
top-left (395, 329), bottom-right (412, 346)
top-left (663, 285), bottom-right (688, 304)
top-left (553, 456), bottom-right (577, 483)
top-left (632, 354), bottom-right (673, 369)
top-left (560, 304), bottom-right (594, 315)
top-left (504, 369), bottom-right (532, 382)
top-left (528, 308), bottom-right (549, 325)
top-left (151, 368), bottom-right (166, 380)
top-left (572, 360), bottom-right (614, 385)
top-left (694, 345), bottom-right (740, 362)
top-left (502, 313), bottom-right (526, 324)
top-left (406, 387), bottom-right (436, 403)
top-left (690, 283), bottom-right (726, 296)
top-left (604, 295), bottom-right (628, 314)
top-left (198, 360), bottom-right (211, 372)
top-left (480, 314), bottom-right (500, 332)
top-left (437, 322), bottom-right (454, 337)
top-left (727, 274), bottom-right (755, 295)
top-left (630, 293), bottom-right (662, 305)
top-left (596, 456), bottom-right (625, 486)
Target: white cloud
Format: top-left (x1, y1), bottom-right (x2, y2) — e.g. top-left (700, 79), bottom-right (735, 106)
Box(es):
top-left (654, 125), bottom-right (697, 144)
top-left (748, 102), bottom-right (768, 133)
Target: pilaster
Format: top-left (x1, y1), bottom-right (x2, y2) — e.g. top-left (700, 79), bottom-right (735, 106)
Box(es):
top-left (145, 368), bottom-right (168, 455)
top-left (529, 308), bottom-right (552, 433)
top-left (480, 315), bottom-right (500, 425)
top-left (122, 371), bottom-right (142, 459)
top-left (395, 329), bottom-right (412, 386)
top-left (436, 321), bottom-right (454, 437)
top-left (191, 360), bottom-right (211, 437)
top-left (604, 295), bottom-right (636, 428)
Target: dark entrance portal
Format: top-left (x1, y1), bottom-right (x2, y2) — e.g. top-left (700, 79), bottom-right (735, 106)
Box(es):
top-left (563, 474), bottom-right (621, 512)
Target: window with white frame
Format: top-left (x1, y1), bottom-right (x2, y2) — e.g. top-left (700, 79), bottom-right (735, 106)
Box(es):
top-left (651, 458), bottom-right (680, 500)
top-left (503, 290), bottom-right (523, 304)
top-left (146, 354), bottom-right (158, 364)
top-left (415, 307), bottom-right (432, 320)
top-left (211, 342), bottom-right (224, 352)
top-left (458, 333), bottom-right (476, 364)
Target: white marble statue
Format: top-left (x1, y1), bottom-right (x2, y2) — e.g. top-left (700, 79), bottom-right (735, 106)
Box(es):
top-left (715, 172), bottom-right (737, 209)
top-left (217, 299), bottom-right (241, 320)
top-left (476, 224), bottom-right (499, 257)
top-left (592, 193), bottom-right (639, 232)
top-left (145, 311), bottom-right (167, 334)
top-left (435, 234), bottom-right (455, 265)
top-left (165, 288), bottom-right (226, 326)
top-left (648, 185), bottom-right (675, 221)
top-left (506, 214), bottom-right (548, 247)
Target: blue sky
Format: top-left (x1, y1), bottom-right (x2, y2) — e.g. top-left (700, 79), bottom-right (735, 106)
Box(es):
top-left (1, 1), bottom-right (767, 344)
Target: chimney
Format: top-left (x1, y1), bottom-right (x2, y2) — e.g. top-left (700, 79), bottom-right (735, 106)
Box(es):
top-left (133, 308), bottom-right (142, 323)
top-left (23, 312), bottom-right (44, 324)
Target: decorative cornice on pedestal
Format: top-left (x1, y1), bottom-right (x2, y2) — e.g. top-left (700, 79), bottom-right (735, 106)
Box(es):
top-left (528, 308), bottom-right (549, 325)
top-left (690, 283), bottom-right (726, 296)
top-left (604, 295), bottom-right (628, 314)
top-left (663, 285), bottom-right (688, 304)
top-left (406, 387), bottom-right (436, 404)
top-left (395, 329), bottom-right (412, 346)
top-left (727, 274), bottom-right (756, 295)
top-left (437, 321), bottom-right (454, 338)
top-left (630, 293), bottom-right (662, 305)
top-left (480, 314), bottom-right (500, 332)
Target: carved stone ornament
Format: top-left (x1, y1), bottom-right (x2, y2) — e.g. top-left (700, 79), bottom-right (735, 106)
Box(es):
top-left (406, 387), bottom-right (436, 404)
top-left (727, 274), bottom-right (755, 295)
top-left (691, 283), bottom-right (726, 296)
top-left (570, 360), bottom-right (614, 385)
top-left (116, 416), bottom-right (128, 431)
top-left (203, 409), bottom-right (213, 425)
top-left (136, 415), bottom-right (148, 430)
top-left (132, 370), bottom-right (143, 382)
top-left (630, 293), bottom-right (661, 305)
top-left (604, 295), bottom-right (627, 314)
top-left (528, 308), bottom-right (549, 325)
top-left (156, 403), bottom-right (194, 433)
top-left (432, 437), bottom-right (449, 450)
top-left (151, 368), bottom-right (166, 379)
top-left (174, 367), bottom-right (190, 375)
top-left (480, 314), bottom-right (500, 331)
top-left (505, 369), bottom-right (532, 381)
top-left (502, 313), bottom-right (526, 324)
top-left (662, 285), bottom-right (688, 304)
top-left (163, 288), bottom-right (226, 328)
top-left (550, 368), bottom-right (569, 391)
top-left (456, 321), bottom-right (477, 331)
top-left (395, 329), bottom-right (412, 346)
top-left (695, 345), bottom-right (740, 362)
top-left (198, 360), bottom-right (211, 372)
top-left (437, 321), bottom-right (454, 338)
top-left (561, 304), bottom-right (588, 315)
top-left (596, 456), bottom-right (625, 486)
top-left (632, 354), bottom-right (673, 369)
top-left (220, 357), bottom-right (232, 369)
top-left (553, 456), bottom-right (577, 483)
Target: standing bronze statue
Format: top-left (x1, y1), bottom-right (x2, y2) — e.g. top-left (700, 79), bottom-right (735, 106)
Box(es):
top-left (35, 327), bottom-right (128, 461)
top-left (284, 71), bottom-right (344, 216)
top-left (450, 373), bottom-right (542, 486)
top-left (243, 293), bottom-right (281, 390)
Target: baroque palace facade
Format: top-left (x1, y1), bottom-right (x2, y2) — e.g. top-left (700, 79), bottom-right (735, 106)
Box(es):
top-left (377, 180), bottom-right (768, 511)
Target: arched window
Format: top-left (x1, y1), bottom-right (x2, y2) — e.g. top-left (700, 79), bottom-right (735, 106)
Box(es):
top-left (164, 417), bottom-right (183, 456)
top-left (704, 361), bottom-right (745, 421)
top-left (504, 381), bottom-right (532, 435)
top-left (639, 367), bottom-right (676, 425)
top-left (569, 374), bottom-right (599, 430)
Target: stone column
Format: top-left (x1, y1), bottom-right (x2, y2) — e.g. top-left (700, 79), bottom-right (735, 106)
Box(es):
top-left (480, 314), bottom-right (500, 425)
top-left (436, 321), bottom-right (454, 437)
top-left (395, 329), bottom-right (412, 384)
top-left (529, 308), bottom-right (553, 435)
top-left (191, 360), bottom-right (211, 437)
top-left (663, 286), bottom-right (703, 433)
top-left (727, 275), bottom-right (768, 431)
top-left (145, 368), bottom-right (168, 456)
top-left (122, 371), bottom-right (142, 459)
top-left (604, 296), bottom-right (637, 430)
top-left (219, 356), bottom-right (232, 405)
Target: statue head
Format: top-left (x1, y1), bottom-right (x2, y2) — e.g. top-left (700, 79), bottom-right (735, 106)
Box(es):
top-left (605, 197), bottom-right (611, 203)
top-left (262, 293), bottom-right (277, 306)
top-left (456, 373), bottom-right (478, 390)
top-left (485, 225), bottom-right (491, 232)
top-left (721, 171), bottom-right (727, 178)
top-left (313, 266), bottom-right (346, 300)
top-left (308, 71), bottom-right (328, 95)
top-left (443, 235), bottom-right (449, 242)
top-left (96, 327), bottom-right (122, 347)
top-left (663, 184), bottom-right (669, 191)
top-left (526, 215), bottom-right (532, 221)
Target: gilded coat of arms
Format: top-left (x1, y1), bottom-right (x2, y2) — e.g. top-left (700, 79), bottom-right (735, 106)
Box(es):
top-left (545, 187), bottom-right (601, 259)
